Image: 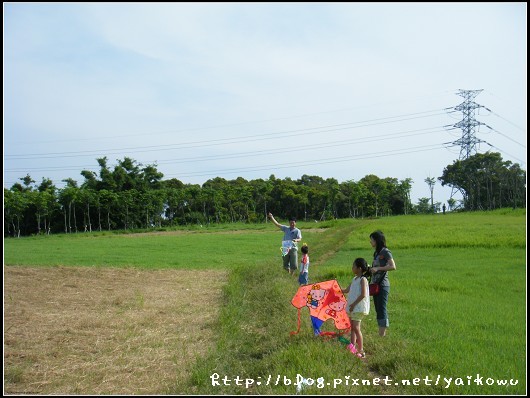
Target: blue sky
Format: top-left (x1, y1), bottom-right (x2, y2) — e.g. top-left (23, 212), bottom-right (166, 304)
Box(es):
top-left (4, 3), bottom-right (527, 205)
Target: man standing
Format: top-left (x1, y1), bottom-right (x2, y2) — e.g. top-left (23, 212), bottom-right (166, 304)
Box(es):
top-left (268, 213), bottom-right (302, 275)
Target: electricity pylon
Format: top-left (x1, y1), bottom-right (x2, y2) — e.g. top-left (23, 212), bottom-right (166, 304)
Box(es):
top-left (451, 89), bottom-right (487, 160)
top-left (448, 89), bottom-right (487, 205)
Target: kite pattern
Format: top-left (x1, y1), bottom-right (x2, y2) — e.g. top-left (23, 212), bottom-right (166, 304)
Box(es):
top-left (290, 279), bottom-right (350, 336)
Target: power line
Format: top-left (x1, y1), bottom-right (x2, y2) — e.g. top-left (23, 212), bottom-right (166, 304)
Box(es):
top-left (7, 90), bottom-right (457, 146)
top-left (163, 144), bottom-right (447, 179)
top-left (4, 125), bottom-right (450, 172)
top-left (4, 94), bottom-right (524, 190)
top-left (5, 142), bottom-right (447, 187)
top-left (484, 125), bottom-right (526, 149)
top-left (5, 108), bottom-right (451, 160)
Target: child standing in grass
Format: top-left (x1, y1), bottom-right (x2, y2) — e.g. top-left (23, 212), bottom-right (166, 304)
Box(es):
top-left (298, 243), bottom-right (310, 285)
top-left (341, 258), bottom-right (370, 358)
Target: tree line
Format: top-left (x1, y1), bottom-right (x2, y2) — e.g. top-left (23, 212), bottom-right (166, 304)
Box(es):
top-left (4, 152), bottom-right (525, 237)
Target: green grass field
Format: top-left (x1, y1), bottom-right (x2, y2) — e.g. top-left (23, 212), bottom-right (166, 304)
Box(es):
top-left (4, 209), bottom-right (526, 395)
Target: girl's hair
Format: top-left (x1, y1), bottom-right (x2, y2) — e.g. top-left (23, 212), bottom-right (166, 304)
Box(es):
top-left (370, 230), bottom-right (387, 255)
top-left (301, 244), bottom-right (309, 254)
top-left (353, 257), bottom-right (368, 273)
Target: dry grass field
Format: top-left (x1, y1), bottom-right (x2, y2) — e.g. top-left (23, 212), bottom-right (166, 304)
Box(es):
top-left (4, 266), bottom-right (227, 395)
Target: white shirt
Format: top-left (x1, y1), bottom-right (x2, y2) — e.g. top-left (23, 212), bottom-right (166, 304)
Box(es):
top-left (300, 254), bottom-right (309, 273)
top-left (347, 276), bottom-right (370, 315)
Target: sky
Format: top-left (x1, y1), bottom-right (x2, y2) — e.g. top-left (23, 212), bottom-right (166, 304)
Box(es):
top-left (3, 2), bottom-right (527, 206)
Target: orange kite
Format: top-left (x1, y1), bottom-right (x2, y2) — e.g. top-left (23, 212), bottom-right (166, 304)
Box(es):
top-left (290, 279), bottom-right (350, 336)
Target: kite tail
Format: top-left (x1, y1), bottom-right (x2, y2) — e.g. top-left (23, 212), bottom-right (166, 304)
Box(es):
top-left (319, 327), bottom-right (351, 340)
top-left (290, 307), bottom-right (302, 335)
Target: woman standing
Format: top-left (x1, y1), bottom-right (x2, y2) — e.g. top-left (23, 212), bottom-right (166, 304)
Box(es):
top-left (369, 230), bottom-right (396, 337)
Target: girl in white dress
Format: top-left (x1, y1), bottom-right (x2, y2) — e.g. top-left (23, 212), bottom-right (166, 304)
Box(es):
top-left (341, 258), bottom-right (370, 358)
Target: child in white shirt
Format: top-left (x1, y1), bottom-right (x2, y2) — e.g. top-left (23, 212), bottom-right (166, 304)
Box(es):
top-left (298, 244), bottom-right (309, 285)
top-left (341, 257), bottom-right (370, 358)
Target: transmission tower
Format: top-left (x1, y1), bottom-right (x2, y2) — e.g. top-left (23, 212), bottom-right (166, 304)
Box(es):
top-left (451, 89), bottom-right (487, 160)
top-left (448, 89), bottom-right (487, 204)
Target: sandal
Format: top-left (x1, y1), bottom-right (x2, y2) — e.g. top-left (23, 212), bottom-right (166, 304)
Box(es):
top-left (356, 351), bottom-right (366, 359)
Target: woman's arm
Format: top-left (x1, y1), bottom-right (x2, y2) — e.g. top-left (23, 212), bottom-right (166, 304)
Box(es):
top-left (372, 257), bottom-right (396, 273)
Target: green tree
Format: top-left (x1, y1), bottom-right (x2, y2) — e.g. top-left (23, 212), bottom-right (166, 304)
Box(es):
top-left (424, 177), bottom-right (436, 213)
top-left (447, 197), bottom-right (457, 211)
top-left (141, 164), bottom-right (164, 191)
top-left (59, 179), bottom-right (80, 233)
top-left (360, 175), bottom-right (383, 217)
top-left (398, 178), bottom-right (413, 215)
top-left (97, 157), bottom-right (116, 191)
top-left (439, 152), bottom-right (526, 210)
top-left (142, 190), bottom-right (166, 228)
top-left (297, 175), bottom-right (326, 221)
top-left (78, 188), bottom-right (96, 232)
top-left (250, 178), bottom-right (273, 223)
top-left (415, 197), bottom-right (432, 214)
top-left (4, 189), bottom-right (27, 237)
top-left (99, 189), bottom-right (118, 231)
top-left (35, 178), bottom-right (58, 234)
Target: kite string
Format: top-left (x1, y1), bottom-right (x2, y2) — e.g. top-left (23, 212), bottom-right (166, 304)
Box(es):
top-left (290, 307), bottom-right (302, 335)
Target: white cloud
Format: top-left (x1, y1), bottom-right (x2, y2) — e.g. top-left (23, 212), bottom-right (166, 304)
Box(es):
top-left (4, 2), bottom-right (526, 203)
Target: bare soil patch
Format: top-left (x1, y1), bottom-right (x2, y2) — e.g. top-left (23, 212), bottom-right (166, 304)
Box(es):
top-left (4, 266), bottom-right (227, 395)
